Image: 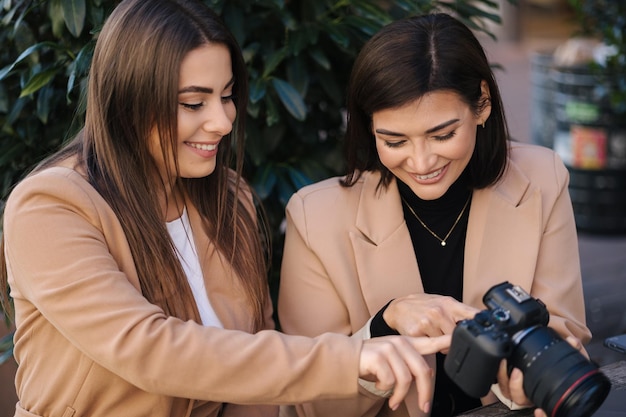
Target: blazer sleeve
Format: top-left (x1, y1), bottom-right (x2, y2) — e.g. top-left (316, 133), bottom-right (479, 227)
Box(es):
top-left (279, 192), bottom-right (390, 417)
top-left (530, 151), bottom-right (591, 344)
top-left (3, 169), bottom-right (362, 405)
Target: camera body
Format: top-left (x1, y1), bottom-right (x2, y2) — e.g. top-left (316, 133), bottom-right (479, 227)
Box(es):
top-left (444, 281), bottom-right (549, 397)
top-left (444, 281), bottom-right (611, 417)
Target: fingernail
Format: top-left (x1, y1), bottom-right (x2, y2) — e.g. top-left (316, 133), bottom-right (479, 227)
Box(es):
top-left (422, 402), bottom-right (431, 413)
top-left (390, 402), bottom-right (399, 411)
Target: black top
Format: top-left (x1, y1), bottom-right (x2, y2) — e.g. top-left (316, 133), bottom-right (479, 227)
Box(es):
top-left (370, 173), bottom-right (480, 416)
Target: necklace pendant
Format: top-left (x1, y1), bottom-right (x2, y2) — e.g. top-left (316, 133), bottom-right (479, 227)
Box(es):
top-left (441, 241), bottom-right (446, 247)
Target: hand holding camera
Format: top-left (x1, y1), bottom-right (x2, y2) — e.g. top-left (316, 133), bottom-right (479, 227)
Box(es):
top-left (444, 282), bottom-right (611, 417)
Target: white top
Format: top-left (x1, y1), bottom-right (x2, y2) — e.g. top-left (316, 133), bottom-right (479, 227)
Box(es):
top-left (166, 208), bottom-right (223, 328)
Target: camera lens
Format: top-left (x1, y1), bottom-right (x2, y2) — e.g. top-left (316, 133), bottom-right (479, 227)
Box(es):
top-left (510, 326), bottom-right (611, 417)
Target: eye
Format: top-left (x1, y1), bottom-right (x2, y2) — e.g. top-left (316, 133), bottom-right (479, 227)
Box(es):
top-left (221, 94), bottom-right (236, 104)
top-left (433, 130), bottom-right (456, 141)
top-left (179, 102), bottom-right (203, 111)
top-left (384, 140), bottom-right (406, 148)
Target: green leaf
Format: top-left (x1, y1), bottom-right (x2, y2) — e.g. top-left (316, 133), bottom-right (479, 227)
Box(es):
top-left (286, 57), bottom-right (309, 96)
top-left (351, 2), bottom-right (390, 25)
top-left (0, 41), bottom-right (60, 81)
top-left (36, 83), bottom-right (55, 124)
top-left (276, 173), bottom-right (295, 206)
top-left (1, 1), bottom-right (19, 26)
top-left (247, 100), bottom-right (260, 118)
top-left (0, 83), bottom-right (8, 113)
top-left (323, 23), bottom-right (350, 49)
top-left (271, 78), bottom-right (306, 121)
top-left (265, 95), bottom-right (280, 126)
top-left (286, 166), bottom-right (312, 191)
top-left (280, 11), bottom-right (298, 31)
top-left (249, 78), bottom-right (267, 104)
top-left (5, 95), bottom-right (27, 126)
top-left (439, 1), bottom-right (501, 26)
top-left (308, 49), bottom-right (331, 71)
top-left (286, 29), bottom-right (311, 56)
top-left (61, 0), bottom-right (86, 37)
top-left (252, 164), bottom-right (278, 200)
top-left (262, 49), bottom-right (286, 78)
top-left (20, 66), bottom-right (61, 97)
top-left (49, 0), bottom-right (66, 38)
top-left (242, 42), bottom-right (260, 64)
top-left (344, 15), bottom-right (381, 37)
top-left (67, 41), bottom-right (94, 99)
top-left (392, 0), bottom-right (428, 13)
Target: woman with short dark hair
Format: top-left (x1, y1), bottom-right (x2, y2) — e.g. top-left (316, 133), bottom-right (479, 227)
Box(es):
top-left (279, 13), bottom-right (589, 417)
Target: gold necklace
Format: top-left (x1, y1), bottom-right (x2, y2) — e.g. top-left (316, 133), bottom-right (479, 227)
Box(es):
top-left (401, 195), bottom-right (471, 247)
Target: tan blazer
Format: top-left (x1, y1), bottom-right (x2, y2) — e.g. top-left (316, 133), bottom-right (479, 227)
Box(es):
top-left (278, 142), bottom-right (591, 417)
top-left (3, 165), bottom-right (364, 417)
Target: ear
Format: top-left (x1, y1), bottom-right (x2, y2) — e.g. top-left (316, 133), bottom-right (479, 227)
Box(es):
top-left (477, 80), bottom-right (492, 126)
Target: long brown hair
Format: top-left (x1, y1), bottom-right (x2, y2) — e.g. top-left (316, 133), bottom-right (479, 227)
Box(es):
top-left (342, 13), bottom-right (509, 191)
top-left (1, 0), bottom-right (270, 331)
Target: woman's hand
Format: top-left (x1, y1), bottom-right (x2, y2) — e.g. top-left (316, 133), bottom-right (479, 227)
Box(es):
top-left (359, 334), bottom-right (451, 412)
top-left (495, 336), bottom-right (585, 417)
top-left (383, 293), bottom-right (479, 337)
top-left (496, 361), bottom-right (535, 408)
top-left (495, 362), bottom-right (548, 417)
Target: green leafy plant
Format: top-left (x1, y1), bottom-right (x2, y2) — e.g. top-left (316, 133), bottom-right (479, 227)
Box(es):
top-left (0, 0), bottom-right (514, 362)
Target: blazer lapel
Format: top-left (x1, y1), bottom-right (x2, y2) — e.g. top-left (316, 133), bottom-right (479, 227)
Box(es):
top-left (463, 161), bottom-right (543, 307)
top-left (351, 173), bottom-right (424, 316)
top-left (186, 204), bottom-right (253, 332)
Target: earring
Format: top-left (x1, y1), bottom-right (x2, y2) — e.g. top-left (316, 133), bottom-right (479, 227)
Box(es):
top-left (481, 121), bottom-right (485, 128)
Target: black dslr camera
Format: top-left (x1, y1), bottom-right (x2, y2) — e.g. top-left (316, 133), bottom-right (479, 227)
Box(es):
top-left (444, 282), bottom-right (611, 417)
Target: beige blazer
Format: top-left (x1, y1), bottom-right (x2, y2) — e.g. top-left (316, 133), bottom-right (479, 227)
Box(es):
top-left (278, 142), bottom-right (591, 417)
top-left (3, 165), bottom-right (364, 417)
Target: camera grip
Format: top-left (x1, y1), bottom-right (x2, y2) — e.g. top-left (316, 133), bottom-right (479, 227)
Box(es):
top-left (444, 320), bottom-right (512, 398)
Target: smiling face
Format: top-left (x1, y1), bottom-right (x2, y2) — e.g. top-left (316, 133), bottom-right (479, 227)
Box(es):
top-left (372, 87), bottom-right (491, 200)
top-left (149, 43), bottom-right (236, 182)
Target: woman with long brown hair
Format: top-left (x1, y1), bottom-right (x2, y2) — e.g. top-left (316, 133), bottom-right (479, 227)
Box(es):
top-left (0, 1), bottom-right (448, 416)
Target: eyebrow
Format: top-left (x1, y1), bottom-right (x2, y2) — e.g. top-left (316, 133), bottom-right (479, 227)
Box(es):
top-left (375, 118), bottom-right (460, 136)
top-left (178, 77), bottom-right (235, 95)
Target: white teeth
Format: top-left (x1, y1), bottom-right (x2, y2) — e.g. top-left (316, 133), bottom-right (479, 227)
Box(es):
top-left (189, 143), bottom-right (217, 151)
top-left (417, 167), bottom-right (443, 180)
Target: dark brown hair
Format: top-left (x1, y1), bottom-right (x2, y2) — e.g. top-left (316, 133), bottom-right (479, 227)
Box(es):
top-left (341, 13), bottom-right (509, 190)
top-left (1, 0), bottom-right (270, 331)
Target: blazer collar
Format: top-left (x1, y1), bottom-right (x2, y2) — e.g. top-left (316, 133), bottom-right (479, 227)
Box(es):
top-left (353, 162), bottom-right (534, 241)
top-left (186, 203), bottom-right (254, 332)
top-left (355, 171), bottom-right (406, 245)
top-left (352, 172), bottom-right (424, 315)
top-left (464, 160), bottom-right (541, 306)
top-left (351, 162), bottom-right (540, 313)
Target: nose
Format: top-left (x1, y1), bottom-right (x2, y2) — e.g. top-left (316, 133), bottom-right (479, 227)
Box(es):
top-left (405, 140), bottom-right (437, 173)
top-left (203, 100), bottom-right (234, 136)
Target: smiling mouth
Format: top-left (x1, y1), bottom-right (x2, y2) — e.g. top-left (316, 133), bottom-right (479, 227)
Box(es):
top-left (188, 142), bottom-right (218, 151)
top-left (416, 166), bottom-right (444, 180)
